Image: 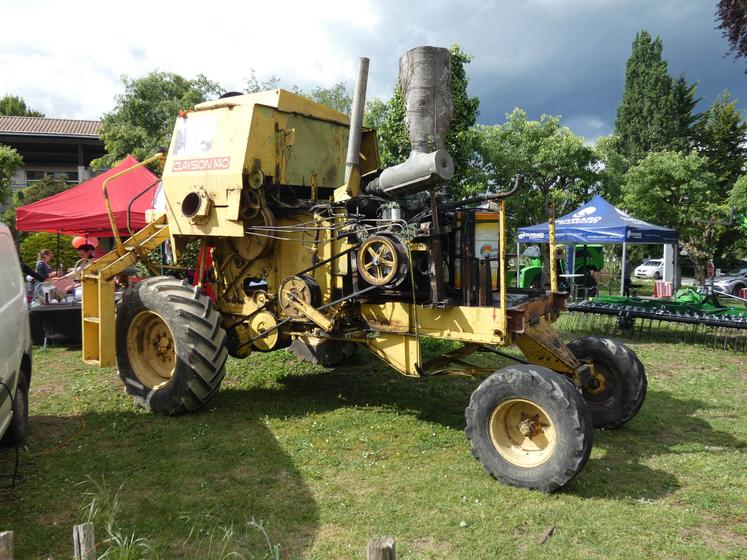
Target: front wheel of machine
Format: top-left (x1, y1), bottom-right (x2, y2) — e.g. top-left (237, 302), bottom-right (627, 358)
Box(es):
top-left (1, 376), bottom-right (28, 445)
top-left (567, 336), bottom-right (647, 429)
top-left (115, 276), bottom-right (228, 415)
top-left (465, 365), bottom-right (593, 492)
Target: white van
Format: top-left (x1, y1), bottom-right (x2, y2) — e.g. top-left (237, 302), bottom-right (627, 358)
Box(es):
top-left (0, 223), bottom-right (32, 445)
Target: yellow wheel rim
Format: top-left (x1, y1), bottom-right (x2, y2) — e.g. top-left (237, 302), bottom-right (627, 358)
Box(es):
top-left (126, 310), bottom-right (176, 389)
top-left (489, 399), bottom-right (556, 468)
top-left (358, 237), bottom-right (399, 286)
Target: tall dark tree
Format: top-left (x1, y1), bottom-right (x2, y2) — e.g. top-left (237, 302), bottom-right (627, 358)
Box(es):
top-left (615, 31), bottom-right (678, 163)
top-left (696, 90), bottom-right (747, 196)
top-left (716, 0), bottom-right (747, 70)
top-left (0, 95), bottom-right (44, 117)
top-left (671, 74), bottom-right (702, 151)
top-left (695, 91), bottom-right (747, 261)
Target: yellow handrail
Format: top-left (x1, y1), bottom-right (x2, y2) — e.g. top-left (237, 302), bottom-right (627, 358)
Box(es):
top-left (102, 152), bottom-right (166, 256)
top-left (549, 203), bottom-right (558, 293)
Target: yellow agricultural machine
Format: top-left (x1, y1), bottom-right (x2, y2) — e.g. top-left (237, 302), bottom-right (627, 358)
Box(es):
top-left (81, 47), bottom-right (646, 492)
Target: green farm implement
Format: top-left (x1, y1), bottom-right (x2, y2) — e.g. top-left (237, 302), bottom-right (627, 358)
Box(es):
top-left (566, 287), bottom-right (747, 351)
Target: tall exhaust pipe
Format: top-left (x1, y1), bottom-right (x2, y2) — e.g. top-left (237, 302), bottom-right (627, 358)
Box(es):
top-left (344, 57), bottom-right (370, 187)
top-left (365, 46), bottom-right (454, 197)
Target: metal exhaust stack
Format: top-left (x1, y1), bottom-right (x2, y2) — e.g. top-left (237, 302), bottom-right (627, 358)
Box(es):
top-left (344, 57), bottom-right (370, 191)
top-left (366, 46), bottom-right (455, 197)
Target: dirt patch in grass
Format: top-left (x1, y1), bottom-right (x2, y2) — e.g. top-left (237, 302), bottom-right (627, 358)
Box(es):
top-left (683, 523), bottom-right (747, 554)
top-left (409, 535), bottom-right (455, 556)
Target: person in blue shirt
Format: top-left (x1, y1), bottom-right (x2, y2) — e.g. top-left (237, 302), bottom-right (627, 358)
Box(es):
top-left (34, 249), bottom-right (58, 281)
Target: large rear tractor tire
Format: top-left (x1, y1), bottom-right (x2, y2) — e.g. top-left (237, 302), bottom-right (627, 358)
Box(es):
top-left (567, 336), bottom-right (647, 429)
top-left (115, 277), bottom-right (228, 415)
top-left (465, 365), bottom-right (593, 492)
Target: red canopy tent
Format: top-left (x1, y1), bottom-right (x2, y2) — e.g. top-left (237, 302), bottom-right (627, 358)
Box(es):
top-left (16, 155), bottom-right (159, 236)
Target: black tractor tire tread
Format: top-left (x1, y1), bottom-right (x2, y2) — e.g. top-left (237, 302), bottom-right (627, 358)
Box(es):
top-left (567, 336), bottom-right (647, 429)
top-left (116, 277), bottom-right (227, 415)
top-left (465, 364), bottom-right (593, 492)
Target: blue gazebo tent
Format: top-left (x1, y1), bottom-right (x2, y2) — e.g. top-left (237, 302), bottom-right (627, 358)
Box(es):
top-left (516, 195), bottom-right (678, 295)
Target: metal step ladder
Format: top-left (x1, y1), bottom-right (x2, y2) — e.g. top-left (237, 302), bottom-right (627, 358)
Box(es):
top-left (81, 214), bottom-right (170, 366)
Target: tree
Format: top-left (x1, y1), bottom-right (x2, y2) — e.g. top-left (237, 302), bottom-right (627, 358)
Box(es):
top-left (694, 91), bottom-right (747, 261)
top-left (478, 109), bottom-right (599, 224)
top-left (695, 91), bottom-right (747, 196)
top-left (615, 31), bottom-right (678, 163)
top-left (716, 0), bottom-right (747, 69)
top-left (2, 175), bottom-right (70, 236)
top-left (478, 108), bottom-right (599, 281)
top-left (367, 44), bottom-right (480, 195)
top-left (671, 74), bottom-right (701, 152)
top-left (302, 82), bottom-right (352, 115)
top-left (0, 95), bottom-right (44, 117)
top-left (243, 70), bottom-right (281, 94)
top-left (371, 86), bottom-right (410, 168)
top-left (593, 134), bottom-right (630, 204)
top-left (93, 72), bottom-right (223, 169)
top-left (730, 174), bottom-right (747, 216)
top-left (622, 150), bottom-right (724, 281)
top-left (0, 144), bottom-right (23, 206)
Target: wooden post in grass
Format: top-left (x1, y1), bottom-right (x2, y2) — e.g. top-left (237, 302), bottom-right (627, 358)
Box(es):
top-left (0, 531), bottom-right (12, 560)
top-left (73, 523), bottom-right (96, 560)
top-left (367, 536), bottom-right (396, 560)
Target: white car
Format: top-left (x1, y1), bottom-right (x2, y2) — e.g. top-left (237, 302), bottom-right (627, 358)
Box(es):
top-left (0, 222), bottom-right (32, 445)
top-left (634, 259), bottom-right (664, 279)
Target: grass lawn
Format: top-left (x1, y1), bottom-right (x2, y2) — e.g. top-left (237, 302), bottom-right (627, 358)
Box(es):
top-left (0, 322), bottom-right (745, 559)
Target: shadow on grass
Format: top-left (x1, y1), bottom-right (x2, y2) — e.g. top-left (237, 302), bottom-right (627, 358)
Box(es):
top-left (0, 409), bottom-right (319, 559)
top-left (218, 352), bottom-right (746, 502)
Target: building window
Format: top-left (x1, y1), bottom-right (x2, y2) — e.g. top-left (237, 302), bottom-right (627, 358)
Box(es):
top-left (26, 170), bottom-right (78, 185)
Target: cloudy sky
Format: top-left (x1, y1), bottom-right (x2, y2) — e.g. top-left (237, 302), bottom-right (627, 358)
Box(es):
top-left (1, 0), bottom-right (743, 141)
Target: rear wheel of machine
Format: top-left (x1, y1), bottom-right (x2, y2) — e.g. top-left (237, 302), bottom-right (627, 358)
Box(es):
top-left (567, 336), bottom-right (647, 429)
top-left (116, 276), bottom-right (228, 415)
top-left (465, 365), bottom-right (592, 492)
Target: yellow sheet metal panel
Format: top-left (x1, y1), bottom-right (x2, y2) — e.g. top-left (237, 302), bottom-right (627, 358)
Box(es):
top-left (514, 319), bottom-right (580, 374)
top-left (360, 302), bottom-right (506, 345)
top-left (365, 333), bottom-right (421, 377)
top-left (163, 104), bottom-right (251, 237)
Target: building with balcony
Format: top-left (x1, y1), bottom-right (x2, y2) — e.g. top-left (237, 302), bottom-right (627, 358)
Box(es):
top-left (0, 116), bottom-right (106, 191)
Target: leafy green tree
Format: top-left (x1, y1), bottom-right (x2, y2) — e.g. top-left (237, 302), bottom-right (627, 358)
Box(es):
top-left (302, 82), bottom-right (352, 115)
top-left (478, 109), bottom-right (599, 224)
top-left (730, 175), bottom-right (747, 216)
top-left (372, 86), bottom-right (410, 168)
top-left (19, 232), bottom-right (78, 271)
top-left (0, 144), bottom-right (23, 206)
top-left (477, 109), bottom-right (599, 283)
top-left (0, 95), bottom-right (44, 117)
top-left (593, 134), bottom-right (629, 204)
top-left (622, 150), bottom-right (724, 281)
top-left (243, 70), bottom-right (281, 94)
top-left (93, 72), bottom-right (223, 169)
top-left (615, 31), bottom-right (678, 163)
top-left (2, 176), bottom-right (70, 237)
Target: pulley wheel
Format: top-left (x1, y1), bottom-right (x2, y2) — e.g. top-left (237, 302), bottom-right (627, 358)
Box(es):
top-left (231, 206), bottom-right (276, 261)
top-left (357, 235), bottom-right (407, 287)
top-left (279, 275), bottom-right (322, 318)
top-left (249, 311), bottom-right (280, 351)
